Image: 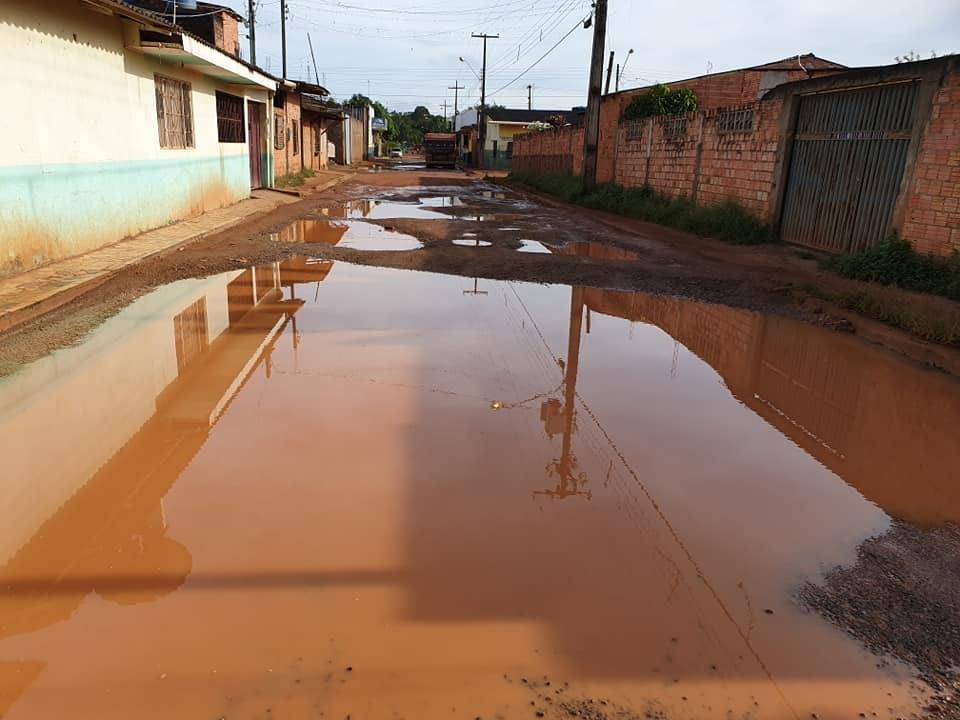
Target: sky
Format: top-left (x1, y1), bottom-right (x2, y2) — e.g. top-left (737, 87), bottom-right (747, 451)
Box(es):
top-left (213, 0), bottom-right (960, 115)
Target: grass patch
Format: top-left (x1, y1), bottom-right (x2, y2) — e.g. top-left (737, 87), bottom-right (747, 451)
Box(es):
top-left (276, 168), bottom-right (316, 188)
top-left (508, 171), bottom-right (770, 245)
top-left (835, 289), bottom-right (960, 346)
top-left (823, 236), bottom-right (960, 302)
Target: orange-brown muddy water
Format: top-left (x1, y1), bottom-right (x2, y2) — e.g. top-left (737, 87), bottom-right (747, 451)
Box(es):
top-left (1, 257), bottom-right (958, 719)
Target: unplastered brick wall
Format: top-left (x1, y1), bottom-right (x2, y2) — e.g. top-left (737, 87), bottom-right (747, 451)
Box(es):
top-left (274, 93), bottom-right (303, 179)
top-left (900, 70), bottom-right (960, 256)
top-left (511, 125), bottom-right (584, 177)
top-left (610, 98), bottom-right (785, 220)
top-left (696, 98), bottom-right (785, 217)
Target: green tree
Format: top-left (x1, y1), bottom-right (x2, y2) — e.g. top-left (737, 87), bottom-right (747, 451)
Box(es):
top-left (344, 93), bottom-right (389, 120)
top-left (622, 84), bottom-right (698, 120)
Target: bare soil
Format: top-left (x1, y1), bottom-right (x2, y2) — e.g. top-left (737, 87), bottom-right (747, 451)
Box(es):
top-left (799, 522), bottom-right (960, 720)
top-left (2, 167), bottom-right (960, 378)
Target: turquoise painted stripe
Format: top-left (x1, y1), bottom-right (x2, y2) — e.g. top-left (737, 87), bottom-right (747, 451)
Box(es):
top-left (0, 154), bottom-right (250, 272)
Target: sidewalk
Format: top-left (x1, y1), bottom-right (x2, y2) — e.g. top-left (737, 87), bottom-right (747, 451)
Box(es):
top-left (0, 172), bottom-right (352, 334)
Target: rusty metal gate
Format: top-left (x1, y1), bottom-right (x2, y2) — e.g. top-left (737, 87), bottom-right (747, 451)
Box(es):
top-left (780, 81), bottom-right (918, 253)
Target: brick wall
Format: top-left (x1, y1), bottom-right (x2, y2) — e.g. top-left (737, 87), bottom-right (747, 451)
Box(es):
top-left (511, 125), bottom-right (584, 177)
top-left (512, 58), bottom-right (960, 255)
top-left (597, 67), bottom-right (821, 183)
top-left (900, 70), bottom-right (960, 256)
top-left (301, 116), bottom-right (330, 171)
top-left (219, 13), bottom-right (241, 58)
top-left (274, 93), bottom-right (303, 179)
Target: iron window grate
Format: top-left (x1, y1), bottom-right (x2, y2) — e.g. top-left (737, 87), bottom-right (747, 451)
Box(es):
top-left (717, 108), bottom-right (755, 134)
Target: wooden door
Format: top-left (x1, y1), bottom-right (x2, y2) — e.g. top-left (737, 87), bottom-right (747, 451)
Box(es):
top-left (247, 101), bottom-right (263, 189)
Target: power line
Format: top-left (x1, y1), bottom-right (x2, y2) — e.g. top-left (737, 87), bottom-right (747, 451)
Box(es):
top-left (488, 14), bottom-right (587, 98)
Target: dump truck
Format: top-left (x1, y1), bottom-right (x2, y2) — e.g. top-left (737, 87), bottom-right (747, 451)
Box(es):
top-left (423, 132), bottom-right (457, 169)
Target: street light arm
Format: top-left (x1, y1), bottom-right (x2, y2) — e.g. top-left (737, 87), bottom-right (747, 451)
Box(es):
top-left (459, 56), bottom-right (481, 82)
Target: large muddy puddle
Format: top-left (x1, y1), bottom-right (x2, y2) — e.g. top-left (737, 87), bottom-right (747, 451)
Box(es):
top-left (1, 258), bottom-right (958, 719)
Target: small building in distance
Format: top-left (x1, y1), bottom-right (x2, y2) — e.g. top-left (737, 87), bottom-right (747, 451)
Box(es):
top-left (455, 107), bottom-right (581, 169)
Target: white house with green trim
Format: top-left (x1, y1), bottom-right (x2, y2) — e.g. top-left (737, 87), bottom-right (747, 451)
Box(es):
top-left (0, 0), bottom-right (277, 278)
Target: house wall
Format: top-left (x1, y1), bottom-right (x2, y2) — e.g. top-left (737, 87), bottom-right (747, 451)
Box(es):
top-left (0, 0), bottom-right (268, 278)
top-left (219, 12), bottom-right (241, 58)
top-left (328, 117), bottom-right (349, 164)
top-left (274, 92), bottom-right (303, 179)
top-left (302, 115), bottom-right (330, 171)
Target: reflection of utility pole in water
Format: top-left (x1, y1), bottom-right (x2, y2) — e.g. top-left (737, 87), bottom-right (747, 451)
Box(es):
top-left (463, 277), bottom-right (488, 295)
top-left (536, 286), bottom-right (591, 501)
top-left (464, 239), bottom-right (489, 295)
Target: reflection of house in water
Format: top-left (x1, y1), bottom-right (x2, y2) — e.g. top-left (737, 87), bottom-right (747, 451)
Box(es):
top-left (582, 288), bottom-right (960, 528)
top-left (0, 258), bottom-right (331, 643)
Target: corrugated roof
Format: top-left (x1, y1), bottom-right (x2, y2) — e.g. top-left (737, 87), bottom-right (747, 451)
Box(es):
top-left (84, 0), bottom-right (276, 83)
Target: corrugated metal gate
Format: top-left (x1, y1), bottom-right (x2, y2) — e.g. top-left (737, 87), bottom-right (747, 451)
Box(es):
top-left (780, 81), bottom-right (918, 253)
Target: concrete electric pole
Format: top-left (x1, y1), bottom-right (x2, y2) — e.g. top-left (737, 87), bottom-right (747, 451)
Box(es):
top-left (248, 0), bottom-right (256, 65)
top-left (581, 0), bottom-right (608, 191)
top-left (472, 32), bottom-right (498, 169)
top-left (604, 50), bottom-right (615, 94)
top-left (280, 0), bottom-right (287, 79)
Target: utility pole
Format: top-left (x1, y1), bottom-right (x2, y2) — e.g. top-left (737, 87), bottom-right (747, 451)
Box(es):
top-left (280, 0), bottom-right (287, 79)
top-left (448, 82), bottom-right (464, 127)
top-left (581, 0), bottom-right (608, 191)
top-left (248, 0), bottom-right (256, 65)
top-left (472, 32), bottom-right (498, 169)
top-left (442, 100), bottom-right (449, 130)
top-left (604, 50), bottom-right (615, 94)
top-left (615, 63), bottom-right (620, 92)
top-left (527, 84), bottom-right (533, 110)
top-left (307, 33), bottom-right (320, 85)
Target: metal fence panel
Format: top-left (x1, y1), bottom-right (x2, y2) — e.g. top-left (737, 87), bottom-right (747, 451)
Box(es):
top-left (780, 81), bottom-right (918, 253)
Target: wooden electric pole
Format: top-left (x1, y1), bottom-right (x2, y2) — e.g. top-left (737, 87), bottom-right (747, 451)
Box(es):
top-left (527, 84), bottom-right (533, 110)
top-left (472, 32), bottom-right (498, 169)
top-left (247, 0), bottom-right (256, 64)
top-left (280, 0), bottom-right (287, 79)
top-left (604, 50), bottom-right (615, 94)
top-left (581, 0), bottom-right (608, 191)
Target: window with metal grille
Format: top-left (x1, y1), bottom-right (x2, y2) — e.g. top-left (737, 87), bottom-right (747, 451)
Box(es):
top-left (155, 75), bottom-right (194, 148)
top-left (625, 120), bottom-right (644, 141)
top-left (662, 116), bottom-right (687, 139)
top-left (717, 107), bottom-right (755, 134)
top-left (274, 115), bottom-right (285, 149)
top-left (216, 91), bottom-right (246, 143)
top-left (291, 119), bottom-right (299, 155)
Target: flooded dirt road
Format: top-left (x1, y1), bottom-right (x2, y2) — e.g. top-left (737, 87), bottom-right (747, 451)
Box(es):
top-left (3, 240), bottom-right (960, 718)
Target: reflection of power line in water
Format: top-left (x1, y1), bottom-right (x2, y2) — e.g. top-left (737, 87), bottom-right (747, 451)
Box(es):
top-left (505, 281), bottom-right (797, 716)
